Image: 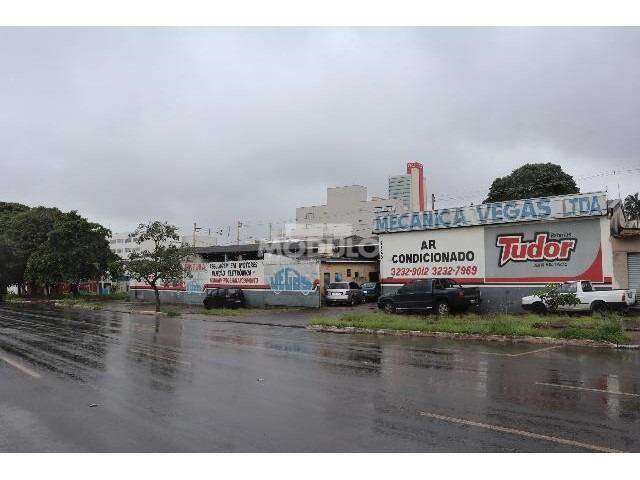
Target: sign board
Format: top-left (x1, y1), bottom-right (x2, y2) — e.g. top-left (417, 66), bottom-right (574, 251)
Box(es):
top-left (380, 228), bottom-right (485, 282)
top-left (129, 260), bottom-right (267, 291)
top-left (379, 217), bottom-right (606, 284)
top-left (483, 218), bottom-right (604, 283)
top-left (373, 192), bottom-right (607, 233)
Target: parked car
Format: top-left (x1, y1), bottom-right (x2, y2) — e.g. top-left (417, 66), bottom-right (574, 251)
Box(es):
top-left (203, 288), bottom-right (245, 309)
top-left (377, 278), bottom-right (481, 315)
top-left (361, 282), bottom-right (381, 302)
top-left (325, 281), bottom-right (365, 306)
top-left (521, 281), bottom-right (636, 314)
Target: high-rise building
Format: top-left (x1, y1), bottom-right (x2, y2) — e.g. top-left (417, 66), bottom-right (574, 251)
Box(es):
top-left (294, 185), bottom-right (407, 239)
top-left (388, 161), bottom-right (428, 212)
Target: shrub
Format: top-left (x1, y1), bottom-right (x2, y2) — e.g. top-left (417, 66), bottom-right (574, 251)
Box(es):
top-left (533, 283), bottom-right (580, 312)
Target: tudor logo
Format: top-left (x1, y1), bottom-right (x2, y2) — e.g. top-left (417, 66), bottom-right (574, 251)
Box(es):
top-left (496, 233), bottom-right (577, 267)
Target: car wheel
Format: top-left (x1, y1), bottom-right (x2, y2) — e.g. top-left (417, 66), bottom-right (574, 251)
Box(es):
top-left (383, 302), bottom-right (396, 314)
top-left (591, 301), bottom-right (608, 316)
top-left (436, 301), bottom-right (450, 316)
top-left (533, 302), bottom-right (547, 315)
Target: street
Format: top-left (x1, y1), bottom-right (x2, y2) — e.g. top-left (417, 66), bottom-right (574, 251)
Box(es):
top-left (1, 304), bottom-right (639, 452)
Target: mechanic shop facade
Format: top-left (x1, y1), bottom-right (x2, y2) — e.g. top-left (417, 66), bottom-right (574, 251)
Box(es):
top-left (373, 192), bottom-right (637, 312)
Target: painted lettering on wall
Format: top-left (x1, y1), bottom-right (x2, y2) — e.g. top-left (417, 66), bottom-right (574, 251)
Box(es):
top-left (373, 193), bottom-right (606, 233)
top-left (495, 233), bottom-right (577, 267)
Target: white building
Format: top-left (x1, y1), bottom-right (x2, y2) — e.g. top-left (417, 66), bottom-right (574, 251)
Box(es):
top-left (388, 161), bottom-right (429, 212)
top-left (108, 231), bottom-right (217, 259)
top-left (295, 185), bottom-right (407, 239)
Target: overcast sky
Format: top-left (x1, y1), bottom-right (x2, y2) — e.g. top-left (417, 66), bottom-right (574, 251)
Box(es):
top-left (1, 27), bottom-right (639, 241)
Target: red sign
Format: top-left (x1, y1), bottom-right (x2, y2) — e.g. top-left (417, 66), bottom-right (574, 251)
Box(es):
top-left (495, 233), bottom-right (577, 267)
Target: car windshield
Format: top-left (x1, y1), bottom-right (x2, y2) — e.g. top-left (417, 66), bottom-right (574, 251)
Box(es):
top-left (362, 283), bottom-right (376, 288)
top-left (328, 283), bottom-right (349, 289)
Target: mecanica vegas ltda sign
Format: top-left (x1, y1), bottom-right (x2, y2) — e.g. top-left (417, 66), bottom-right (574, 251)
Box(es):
top-left (373, 192), bottom-right (607, 233)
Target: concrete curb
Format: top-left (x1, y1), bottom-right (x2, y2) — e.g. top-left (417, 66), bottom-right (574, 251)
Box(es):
top-left (306, 325), bottom-right (640, 349)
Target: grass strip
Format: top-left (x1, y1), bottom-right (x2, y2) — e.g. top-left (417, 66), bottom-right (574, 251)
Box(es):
top-left (310, 312), bottom-right (630, 344)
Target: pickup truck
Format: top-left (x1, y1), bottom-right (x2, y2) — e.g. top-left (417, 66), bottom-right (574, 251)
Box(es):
top-left (377, 278), bottom-right (481, 315)
top-left (522, 281), bottom-right (636, 314)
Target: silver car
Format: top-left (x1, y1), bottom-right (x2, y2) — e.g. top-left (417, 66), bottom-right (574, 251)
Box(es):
top-left (325, 281), bottom-right (364, 306)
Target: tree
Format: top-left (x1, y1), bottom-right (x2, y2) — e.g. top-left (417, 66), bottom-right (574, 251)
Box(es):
top-left (24, 211), bottom-right (120, 296)
top-left (2, 206), bottom-right (62, 295)
top-left (1, 204), bottom-right (26, 294)
top-left (623, 193), bottom-right (640, 221)
top-left (123, 221), bottom-right (193, 312)
top-left (484, 163), bottom-right (579, 203)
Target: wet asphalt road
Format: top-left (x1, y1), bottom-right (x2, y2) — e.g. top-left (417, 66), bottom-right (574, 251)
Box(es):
top-left (1, 304), bottom-right (639, 452)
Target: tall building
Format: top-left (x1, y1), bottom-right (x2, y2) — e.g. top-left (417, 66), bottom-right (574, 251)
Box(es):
top-left (294, 185), bottom-right (407, 239)
top-left (388, 161), bottom-right (428, 212)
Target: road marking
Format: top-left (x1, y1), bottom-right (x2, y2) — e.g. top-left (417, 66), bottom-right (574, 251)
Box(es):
top-left (483, 345), bottom-right (561, 357)
top-left (0, 350), bottom-right (41, 378)
top-left (535, 382), bottom-right (640, 397)
top-left (510, 345), bottom-right (562, 357)
top-left (418, 411), bottom-right (623, 453)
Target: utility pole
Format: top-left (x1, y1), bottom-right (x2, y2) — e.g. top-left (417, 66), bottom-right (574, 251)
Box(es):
top-left (431, 193), bottom-right (436, 211)
top-left (268, 222), bottom-right (272, 242)
top-left (236, 221), bottom-right (242, 245)
top-left (192, 222), bottom-right (203, 247)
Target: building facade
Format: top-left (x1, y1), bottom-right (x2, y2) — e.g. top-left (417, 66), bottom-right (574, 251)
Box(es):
top-left (374, 192), bottom-right (638, 312)
top-left (388, 161), bottom-right (428, 212)
top-left (108, 231), bottom-right (217, 259)
top-left (295, 185), bottom-right (407, 239)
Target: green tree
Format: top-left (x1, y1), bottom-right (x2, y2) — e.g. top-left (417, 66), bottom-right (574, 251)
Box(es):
top-left (2, 206), bottom-right (62, 295)
top-left (484, 163), bottom-right (579, 203)
top-left (623, 193), bottom-right (640, 221)
top-left (1, 203), bottom-right (31, 295)
top-left (123, 221), bottom-right (193, 312)
top-left (23, 248), bottom-right (63, 297)
top-left (24, 211), bottom-right (120, 296)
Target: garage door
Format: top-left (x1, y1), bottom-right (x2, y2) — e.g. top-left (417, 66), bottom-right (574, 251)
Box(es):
top-left (628, 253), bottom-right (640, 293)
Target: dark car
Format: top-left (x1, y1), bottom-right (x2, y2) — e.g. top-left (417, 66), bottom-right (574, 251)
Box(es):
top-left (203, 288), bottom-right (245, 309)
top-left (377, 278), bottom-right (481, 315)
top-left (361, 282), bottom-right (381, 302)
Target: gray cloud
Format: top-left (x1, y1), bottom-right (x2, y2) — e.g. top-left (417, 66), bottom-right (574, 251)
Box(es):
top-left (1, 27), bottom-right (638, 240)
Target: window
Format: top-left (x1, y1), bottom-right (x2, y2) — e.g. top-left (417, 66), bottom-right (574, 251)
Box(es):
top-left (414, 280), bottom-right (432, 292)
top-left (354, 271), bottom-right (359, 279)
top-left (581, 281), bottom-right (593, 292)
top-left (557, 283), bottom-right (577, 293)
top-left (335, 272), bottom-right (342, 281)
top-left (346, 268), bottom-right (352, 277)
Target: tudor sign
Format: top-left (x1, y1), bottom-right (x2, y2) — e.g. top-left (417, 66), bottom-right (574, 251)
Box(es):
top-left (496, 233), bottom-right (577, 267)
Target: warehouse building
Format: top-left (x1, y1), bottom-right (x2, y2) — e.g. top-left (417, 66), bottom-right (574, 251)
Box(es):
top-left (374, 192), bottom-right (638, 312)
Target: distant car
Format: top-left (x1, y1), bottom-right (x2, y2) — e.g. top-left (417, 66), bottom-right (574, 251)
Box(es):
top-left (361, 282), bottom-right (381, 302)
top-left (203, 288), bottom-right (245, 309)
top-left (325, 281), bottom-right (365, 306)
top-left (377, 278), bottom-right (481, 315)
top-left (522, 281), bottom-right (636, 314)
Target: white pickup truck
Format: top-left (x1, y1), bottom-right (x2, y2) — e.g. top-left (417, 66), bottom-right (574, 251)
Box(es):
top-left (522, 281), bottom-right (636, 314)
